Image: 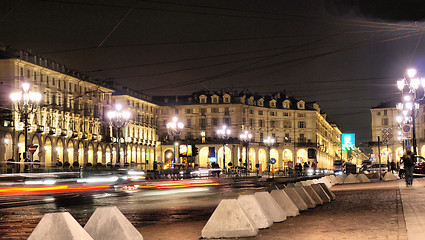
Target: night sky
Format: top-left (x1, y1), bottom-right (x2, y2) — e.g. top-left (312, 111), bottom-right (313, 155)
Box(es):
top-left (2, 0), bottom-right (425, 148)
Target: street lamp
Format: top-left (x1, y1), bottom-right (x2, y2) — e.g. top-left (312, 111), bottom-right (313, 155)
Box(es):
top-left (263, 136), bottom-right (275, 177)
top-left (217, 125), bottom-right (231, 171)
top-left (166, 117), bottom-right (184, 167)
top-left (10, 82), bottom-right (42, 171)
top-left (239, 131), bottom-right (252, 172)
top-left (396, 68), bottom-right (425, 155)
top-left (107, 104), bottom-right (131, 167)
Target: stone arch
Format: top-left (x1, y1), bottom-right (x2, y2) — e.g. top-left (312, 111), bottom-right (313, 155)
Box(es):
top-left (248, 148), bottom-right (256, 170)
top-left (258, 148), bottom-right (267, 172)
top-left (297, 149), bottom-right (307, 163)
top-left (4, 133), bottom-right (13, 161)
top-left (88, 143), bottom-right (94, 164)
top-left (199, 147), bottom-right (210, 167)
top-left (56, 138), bottom-right (64, 163)
top-left (44, 137), bottom-right (53, 169)
top-left (283, 149), bottom-right (293, 169)
top-left (67, 140), bottom-right (74, 163)
top-left (217, 146), bottom-right (232, 169)
top-left (78, 141), bottom-right (84, 166)
top-left (97, 144), bottom-right (103, 164)
top-left (105, 145), bottom-right (112, 164)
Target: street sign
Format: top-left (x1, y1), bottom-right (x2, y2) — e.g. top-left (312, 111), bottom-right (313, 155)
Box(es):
top-left (56, 157), bottom-right (60, 162)
top-left (270, 158), bottom-right (276, 164)
top-left (341, 133), bottom-right (355, 151)
top-left (402, 124), bottom-right (412, 139)
top-left (28, 145), bottom-right (38, 154)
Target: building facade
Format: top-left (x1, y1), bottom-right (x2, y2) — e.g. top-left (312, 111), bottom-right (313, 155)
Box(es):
top-left (370, 101), bottom-right (425, 164)
top-left (0, 47), bottom-right (159, 173)
top-left (155, 91), bottom-right (343, 172)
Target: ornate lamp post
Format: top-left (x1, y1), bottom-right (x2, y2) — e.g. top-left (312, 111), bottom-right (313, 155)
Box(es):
top-left (396, 68), bottom-right (424, 155)
top-left (107, 104), bottom-right (130, 167)
top-left (166, 117), bottom-right (184, 167)
top-left (263, 136), bottom-right (275, 176)
top-left (239, 131), bottom-right (252, 173)
top-left (217, 125), bottom-right (231, 171)
top-left (10, 82), bottom-right (41, 171)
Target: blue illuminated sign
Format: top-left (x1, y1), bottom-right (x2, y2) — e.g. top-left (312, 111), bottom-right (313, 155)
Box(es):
top-left (341, 133), bottom-right (355, 151)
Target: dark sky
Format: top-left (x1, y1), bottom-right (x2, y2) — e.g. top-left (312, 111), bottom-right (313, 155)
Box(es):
top-left (2, 0), bottom-right (425, 147)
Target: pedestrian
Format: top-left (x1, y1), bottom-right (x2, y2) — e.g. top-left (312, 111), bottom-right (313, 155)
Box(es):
top-left (390, 161), bottom-right (396, 174)
top-left (402, 145), bottom-right (416, 187)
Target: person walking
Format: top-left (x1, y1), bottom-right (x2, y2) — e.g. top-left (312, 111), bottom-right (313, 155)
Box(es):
top-left (402, 145), bottom-right (416, 187)
top-left (390, 161), bottom-right (396, 174)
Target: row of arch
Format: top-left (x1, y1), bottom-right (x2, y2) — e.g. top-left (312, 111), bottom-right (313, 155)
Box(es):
top-left (2, 133), bottom-right (156, 171)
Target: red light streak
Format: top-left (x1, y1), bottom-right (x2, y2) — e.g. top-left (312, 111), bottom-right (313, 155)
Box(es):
top-left (124, 182), bottom-right (220, 190)
top-left (0, 184), bottom-right (111, 195)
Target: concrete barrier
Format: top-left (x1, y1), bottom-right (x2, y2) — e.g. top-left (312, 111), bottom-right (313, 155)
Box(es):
top-left (320, 177), bottom-right (332, 189)
top-left (335, 175), bottom-right (345, 184)
top-left (283, 188), bottom-right (308, 211)
top-left (311, 184), bottom-right (331, 203)
top-left (343, 174), bottom-right (360, 184)
top-left (357, 174), bottom-right (371, 183)
top-left (325, 176), bottom-right (335, 186)
top-left (329, 175), bottom-right (338, 184)
top-left (383, 172), bottom-right (398, 181)
top-left (254, 192), bottom-right (287, 222)
top-left (293, 186), bottom-right (316, 208)
top-left (306, 180), bottom-right (315, 186)
top-left (237, 195), bottom-right (273, 229)
top-left (201, 199), bottom-right (258, 238)
top-left (294, 182), bottom-right (303, 187)
top-left (303, 186), bottom-right (323, 205)
top-left (300, 181), bottom-right (309, 186)
top-left (319, 183), bottom-right (336, 200)
top-left (84, 206), bottom-right (143, 240)
top-left (270, 190), bottom-right (299, 217)
top-left (286, 183), bottom-right (296, 187)
top-left (29, 212), bottom-right (93, 240)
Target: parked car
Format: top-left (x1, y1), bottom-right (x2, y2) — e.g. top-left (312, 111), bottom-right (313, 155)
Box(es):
top-left (229, 166), bottom-right (248, 174)
top-left (414, 155), bottom-right (425, 174)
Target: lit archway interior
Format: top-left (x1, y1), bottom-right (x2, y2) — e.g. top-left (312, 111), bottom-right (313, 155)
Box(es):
top-left (217, 146), bottom-right (232, 169)
top-left (297, 149), bottom-right (307, 163)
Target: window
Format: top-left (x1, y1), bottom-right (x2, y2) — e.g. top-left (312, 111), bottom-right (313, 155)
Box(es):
top-left (212, 97), bottom-right (218, 103)
top-left (249, 118), bottom-right (253, 127)
top-left (175, 109), bottom-right (179, 114)
top-left (283, 120), bottom-right (291, 128)
top-left (270, 101), bottom-right (276, 107)
top-left (283, 112), bottom-right (289, 117)
top-left (384, 110), bottom-right (387, 116)
top-left (212, 118), bottom-right (219, 126)
top-left (223, 118), bottom-right (231, 125)
top-left (284, 133), bottom-right (291, 142)
top-left (259, 119), bottom-right (264, 127)
top-left (224, 97), bottom-right (230, 103)
top-left (299, 134), bottom-right (306, 142)
top-left (298, 113), bottom-right (306, 117)
top-left (47, 76), bottom-right (49, 85)
top-left (258, 110), bottom-right (263, 115)
top-left (52, 78), bottom-right (55, 86)
top-left (211, 108), bottom-right (218, 113)
top-left (186, 108), bottom-right (191, 114)
top-left (224, 107), bottom-right (230, 115)
top-left (186, 119), bottom-right (191, 128)
top-left (377, 112), bottom-right (381, 116)
top-left (200, 108), bottom-right (206, 116)
top-left (250, 109), bottom-right (254, 114)
top-left (270, 120), bottom-right (277, 128)
top-left (200, 97), bottom-right (206, 103)
top-left (27, 70), bottom-right (30, 78)
top-left (242, 118), bottom-right (246, 125)
top-left (34, 72), bottom-right (37, 81)
top-left (20, 67), bottom-right (23, 77)
top-left (260, 133), bottom-right (263, 142)
top-left (272, 133), bottom-right (276, 138)
top-left (270, 111), bottom-right (276, 116)
top-left (298, 121), bottom-right (306, 128)
top-left (382, 118), bottom-right (389, 126)
top-left (200, 118), bottom-right (207, 130)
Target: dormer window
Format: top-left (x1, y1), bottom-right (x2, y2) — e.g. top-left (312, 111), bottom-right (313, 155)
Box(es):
top-left (223, 94), bottom-right (231, 103)
top-left (283, 100), bottom-right (290, 109)
top-left (211, 95), bottom-right (219, 104)
top-left (258, 99), bottom-right (264, 106)
top-left (270, 100), bottom-right (276, 108)
top-left (248, 97), bottom-right (254, 105)
top-left (297, 101), bottom-right (305, 109)
top-left (200, 95), bottom-right (207, 104)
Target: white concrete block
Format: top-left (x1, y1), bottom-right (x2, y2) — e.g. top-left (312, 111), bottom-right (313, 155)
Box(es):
top-left (383, 172), bottom-right (398, 181)
top-left (29, 212), bottom-right (93, 240)
top-left (303, 186), bottom-right (323, 205)
top-left (254, 192), bottom-right (287, 222)
top-left (293, 186), bottom-right (316, 208)
top-left (343, 174), bottom-right (360, 184)
top-left (319, 183), bottom-right (336, 200)
top-left (357, 174), bottom-right (371, 183)
top-left (294, 182), bottom-right (303, 187)
top-left (335, 175), bottom-right (345, 184)
top-left (283, 188), bottom-right (308, 211)
top-left (330, 175), bottom-right (338, 184)
top-left (306, 180), bottom-right (315, 186)
top-left (300, 181), bottom-right (309, 186)
top-left (84, 206), bottom-right (143, 240)
top-left (320, 177), bottom-right (332, 188)
top-left (237, 195), bottom-right (273, 229)
top-left (270, 190), bottom-right (299, 217)
top-left (286, 183), bottom-right (295, 187)
top-left (201, 199), bottom-right (258, 238)
top-left (311, 184), bottom-right (331, 203)
top-left (325, 176), bottom-right (335, 185)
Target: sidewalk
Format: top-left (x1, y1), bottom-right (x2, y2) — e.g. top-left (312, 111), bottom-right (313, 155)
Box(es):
top-left (399, 178), bottom-right (425, 240)
top-left (138, 179), bottom-right (413, 240)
